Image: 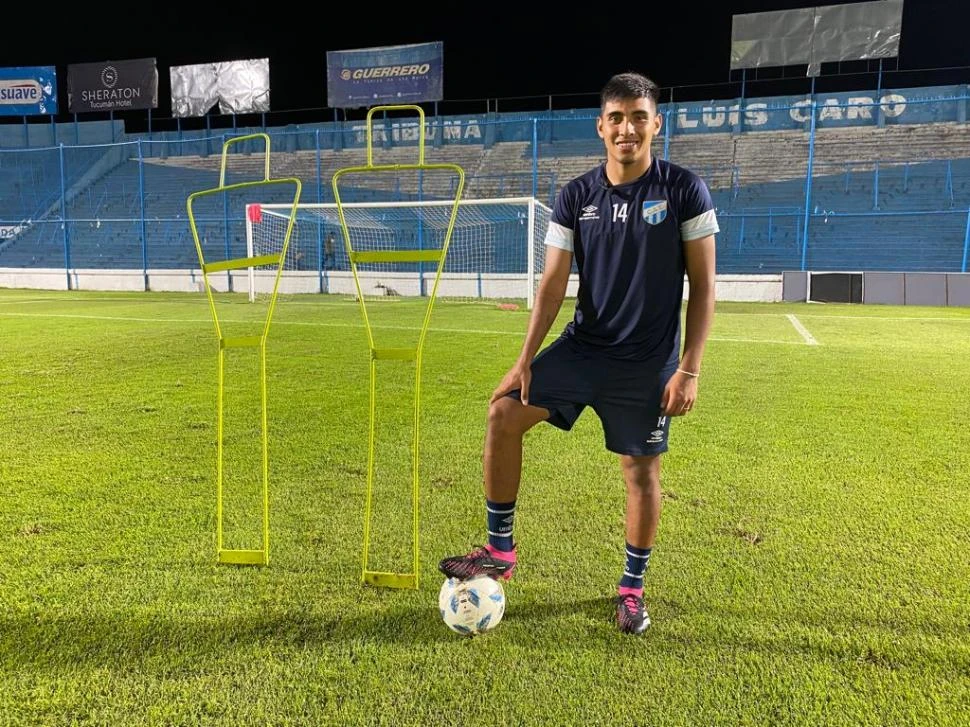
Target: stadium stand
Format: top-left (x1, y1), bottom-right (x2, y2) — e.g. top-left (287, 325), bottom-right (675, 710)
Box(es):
top-left (1, 90), bottom-right (969, 277)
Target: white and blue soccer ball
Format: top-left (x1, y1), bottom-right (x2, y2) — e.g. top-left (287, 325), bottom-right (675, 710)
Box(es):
top-left (438, 575), bottom-right (506, 636)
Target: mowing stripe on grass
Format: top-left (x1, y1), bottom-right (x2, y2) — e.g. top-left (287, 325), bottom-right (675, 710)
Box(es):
top-left (2, 295), bottom-right (969, 321)
top-left (0, 309), bottom-right (806, 345)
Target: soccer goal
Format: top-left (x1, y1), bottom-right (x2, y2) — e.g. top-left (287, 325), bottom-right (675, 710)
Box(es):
top-left (245, 197), bottom-right (552, 308)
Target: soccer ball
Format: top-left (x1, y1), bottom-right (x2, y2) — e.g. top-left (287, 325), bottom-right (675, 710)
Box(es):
top-left (438, 575), bottom-right (506, 635)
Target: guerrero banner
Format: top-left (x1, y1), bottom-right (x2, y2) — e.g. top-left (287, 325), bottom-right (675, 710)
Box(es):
top-left (0, 66), bottom-right (57, 116)
top-left (327, 42), bottom-right (443, 108)
top-left (67, 58), bottom-right (158, 113)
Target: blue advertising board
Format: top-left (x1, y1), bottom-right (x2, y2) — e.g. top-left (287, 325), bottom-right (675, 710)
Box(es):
top-left (0, 66), bottom-right (57, 116)
top-left (328, 84), bottom-right (968, 149)
top-left (327, 42), bottom-right (443, 108)
top-left (666, 85), bottom-right (965, 133)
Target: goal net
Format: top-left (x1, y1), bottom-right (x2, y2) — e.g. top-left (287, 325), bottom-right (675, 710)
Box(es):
top-left (245, 197), bottom-right (552, 307)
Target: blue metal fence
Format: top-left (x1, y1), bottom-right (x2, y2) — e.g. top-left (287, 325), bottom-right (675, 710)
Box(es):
top-left (2, 87), bottom-right (969, 286)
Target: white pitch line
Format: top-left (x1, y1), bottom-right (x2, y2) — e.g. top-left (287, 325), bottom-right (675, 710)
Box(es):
top-left (786, 314), bottom-right (819, 345)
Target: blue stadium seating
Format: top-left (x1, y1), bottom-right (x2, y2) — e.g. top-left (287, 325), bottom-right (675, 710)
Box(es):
top-left (1, 116), bottom-right (969, 274)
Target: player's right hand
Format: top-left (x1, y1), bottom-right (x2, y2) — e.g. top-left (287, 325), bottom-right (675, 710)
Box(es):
top-left (490, 362), bottom-right (532, 405)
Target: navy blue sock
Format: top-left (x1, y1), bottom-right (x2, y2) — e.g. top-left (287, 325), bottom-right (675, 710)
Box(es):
top-left (486, 498), bottom-right (516, 552)
top-left (618, 543), bottom-right (652, 590)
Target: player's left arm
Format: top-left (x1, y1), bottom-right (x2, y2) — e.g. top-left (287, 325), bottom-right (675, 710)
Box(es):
top-left (663, 234), bottom-right (716, 416)
top-left (681, 234), bottom-right (716, 375)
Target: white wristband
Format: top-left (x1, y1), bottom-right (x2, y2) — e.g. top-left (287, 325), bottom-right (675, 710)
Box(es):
top-left (676, 367), bottom-right (699, 378)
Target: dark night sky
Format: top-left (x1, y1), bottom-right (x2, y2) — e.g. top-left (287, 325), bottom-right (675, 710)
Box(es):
top-left (0, 0), bottom-right (965, 116)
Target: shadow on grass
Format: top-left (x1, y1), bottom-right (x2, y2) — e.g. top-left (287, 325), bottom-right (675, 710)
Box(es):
top-left (0, 592), bottom-right (637, 669)
top-left (2, 592), bottom-right (960, 673)
top-left (0, 602), bottom-right (446, 669)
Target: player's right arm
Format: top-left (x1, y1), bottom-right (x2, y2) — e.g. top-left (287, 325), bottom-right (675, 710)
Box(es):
top-left (490, 245), bottom-right (572, 405)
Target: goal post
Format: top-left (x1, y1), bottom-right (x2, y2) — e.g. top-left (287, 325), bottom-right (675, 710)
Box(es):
top-left (245, 197), bottom-right (552, 308)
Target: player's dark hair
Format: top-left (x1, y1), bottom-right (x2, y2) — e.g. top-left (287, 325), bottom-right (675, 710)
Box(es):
top-left (600, 72), bottom-right (660, 112)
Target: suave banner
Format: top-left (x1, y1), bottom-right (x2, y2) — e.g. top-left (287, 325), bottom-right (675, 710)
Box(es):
top-left (0, 66), bottom-right (57, 116)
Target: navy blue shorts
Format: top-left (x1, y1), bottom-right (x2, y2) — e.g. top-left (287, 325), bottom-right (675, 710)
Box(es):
top-left (507, 336), bottom-right (677, 456)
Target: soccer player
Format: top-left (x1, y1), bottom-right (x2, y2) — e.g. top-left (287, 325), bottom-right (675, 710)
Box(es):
top-left (439, 72), bottom-right (718, 634)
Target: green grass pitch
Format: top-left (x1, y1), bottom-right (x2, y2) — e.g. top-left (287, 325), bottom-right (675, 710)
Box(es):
top-left (0, 289), bottom-right (967, 725)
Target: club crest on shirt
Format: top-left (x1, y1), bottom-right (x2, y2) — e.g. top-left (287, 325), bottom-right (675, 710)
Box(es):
top-left (642, 200), bottom-right (667, 225)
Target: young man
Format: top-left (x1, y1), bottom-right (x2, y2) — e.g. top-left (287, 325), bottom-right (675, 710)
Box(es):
top-left (439, 72), bottom-right (718, 634)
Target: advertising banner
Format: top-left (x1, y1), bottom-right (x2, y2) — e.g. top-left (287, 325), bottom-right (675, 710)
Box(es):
top-left (327, 42), bottom-right (443, 108)
top-left (68, 58), bottom-right (158, 113)
top-left (0, 66), bottom-right (57, 116)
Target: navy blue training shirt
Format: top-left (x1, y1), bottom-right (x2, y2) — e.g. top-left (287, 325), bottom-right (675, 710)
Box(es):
top-left (544, 157), bottom-right (719, 364)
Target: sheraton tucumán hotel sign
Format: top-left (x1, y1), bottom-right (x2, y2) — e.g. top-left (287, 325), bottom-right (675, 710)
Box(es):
top-left (67, 58), bottom-right (158, 113)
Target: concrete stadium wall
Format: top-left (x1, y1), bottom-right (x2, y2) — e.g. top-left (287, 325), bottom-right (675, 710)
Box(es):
top-left (0, 269), bottom-right (783, 303)
top-left (782, 270), bottom-right (970, 306)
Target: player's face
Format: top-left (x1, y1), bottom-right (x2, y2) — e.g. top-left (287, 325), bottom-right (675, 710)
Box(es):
top-left (597, 97), bottom-right (662, 168)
